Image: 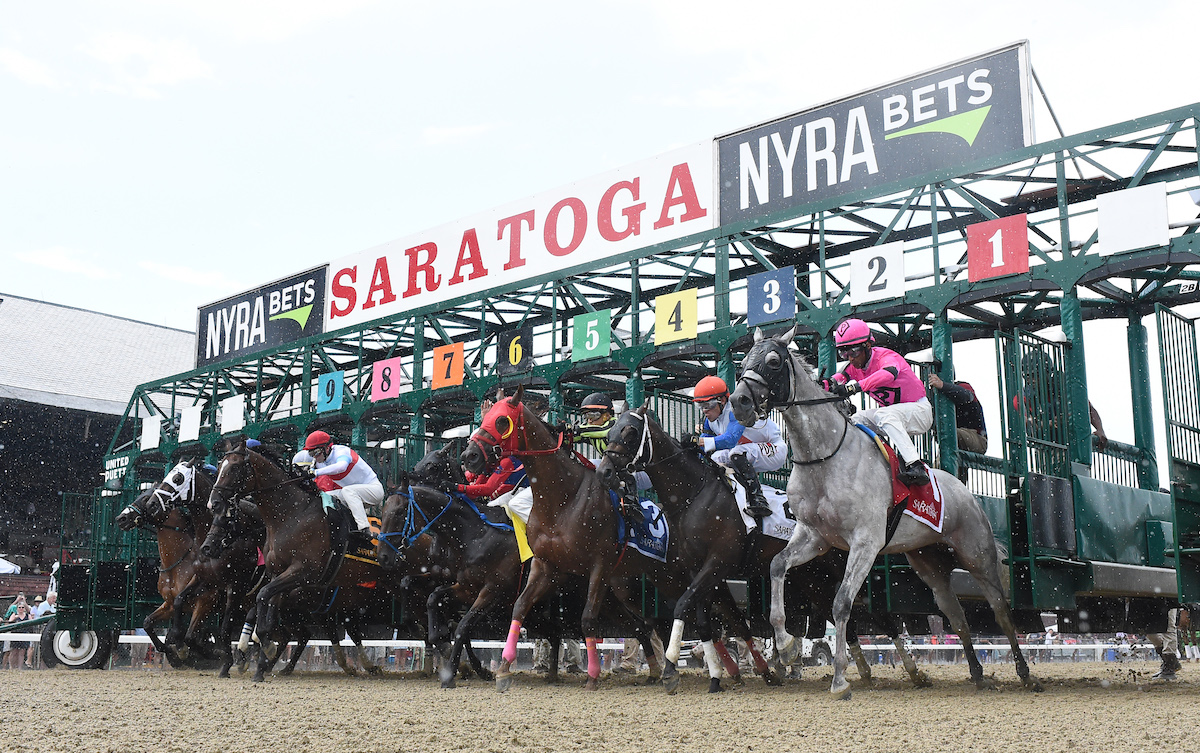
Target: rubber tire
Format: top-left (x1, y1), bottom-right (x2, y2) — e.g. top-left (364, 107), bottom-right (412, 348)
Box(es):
top-left (40, 617), bottom-right (116, 669)
top-left (810, 643), bottom-right (833, 667)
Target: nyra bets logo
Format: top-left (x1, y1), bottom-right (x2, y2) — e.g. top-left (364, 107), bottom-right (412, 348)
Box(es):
top-left (196, 266), bottom-right (327, 367)
top-left (718, 43), bottom-right (1031, 224)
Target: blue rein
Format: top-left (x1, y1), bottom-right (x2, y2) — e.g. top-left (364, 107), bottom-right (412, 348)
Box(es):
top-left (377, 486), bottom-right (514, 555)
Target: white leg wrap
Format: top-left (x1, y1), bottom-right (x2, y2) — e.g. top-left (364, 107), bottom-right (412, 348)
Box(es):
top-left (238, 623), bottom-right (253, 652)
top-left (665, 619), bottom-right (685, 664)
top-left (703, 641), bottom-right (721, 679)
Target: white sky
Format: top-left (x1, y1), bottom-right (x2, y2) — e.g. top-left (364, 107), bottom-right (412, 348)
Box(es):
top-left (3, 1), bottom-right (1200, 462)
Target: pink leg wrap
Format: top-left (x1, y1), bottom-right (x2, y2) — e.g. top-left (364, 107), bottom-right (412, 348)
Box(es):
top-left (749, 644), bottom-right (770, 673)
top-left (713, 641), bottom-right (740, 677)
top-left (502, 620), bottom-right (522, 664)
top-left (586, 637), bottom-right (600, 679)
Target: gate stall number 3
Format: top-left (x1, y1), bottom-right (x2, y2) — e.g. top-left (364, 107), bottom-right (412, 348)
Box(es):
top-left (747, 266), bottom-right (796, 326)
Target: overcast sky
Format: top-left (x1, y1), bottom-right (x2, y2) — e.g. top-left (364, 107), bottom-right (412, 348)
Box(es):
top-left (3, 1), bottom-right (1199, 459)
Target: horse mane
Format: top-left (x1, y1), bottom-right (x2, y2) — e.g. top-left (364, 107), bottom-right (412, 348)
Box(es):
top-left (252, 443), bottom-right (320, 495)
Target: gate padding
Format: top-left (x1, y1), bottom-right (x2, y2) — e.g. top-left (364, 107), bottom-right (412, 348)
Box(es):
top-left (1073, 475), bottom-right (1172, 565)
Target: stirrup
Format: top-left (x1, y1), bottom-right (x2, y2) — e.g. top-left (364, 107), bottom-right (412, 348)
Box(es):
top-left (746, 501), bottom-right (772, 519)
top-left (898, 461), bottom-right (929, 486)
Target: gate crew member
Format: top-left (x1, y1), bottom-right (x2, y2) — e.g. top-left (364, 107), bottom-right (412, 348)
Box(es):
top-left (826, 318), bottom-right (932, 486)
top-left (683, 376), bottom-right (786, 519)
top-left (574, 392), bottom-right (648, 529)
top-left (292, 430), bottom-right (384, 534)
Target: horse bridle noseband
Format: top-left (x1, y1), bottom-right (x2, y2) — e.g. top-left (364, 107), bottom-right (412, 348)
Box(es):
top-left (604, 412), bottom-right (683, 472)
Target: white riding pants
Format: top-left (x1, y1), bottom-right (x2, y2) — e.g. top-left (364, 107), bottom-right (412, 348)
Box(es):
top-left (854, 397), bottom-right (933, 466)
top-left (330, 480), bottom-right (385, 531)
top-left (711, 439), bottom-right (787, 474)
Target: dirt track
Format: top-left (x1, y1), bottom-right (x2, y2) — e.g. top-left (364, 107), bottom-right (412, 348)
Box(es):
top-left (4, 661), bottom-right (1197, 753)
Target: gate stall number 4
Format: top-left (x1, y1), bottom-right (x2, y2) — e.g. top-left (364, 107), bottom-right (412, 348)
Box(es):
top-left (654, 289), bottom-right (697, 345)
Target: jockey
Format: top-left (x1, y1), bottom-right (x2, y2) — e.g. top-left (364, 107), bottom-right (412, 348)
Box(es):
top-left (454, 455), bottom-right (528, 501)
top-left (292, 430), bottom-right (384, 534)
top-left (573, 392), bottom-right (647, 529)
top-left (683, 375), bottom-right (785, 519)
top-left (826, 318), bottom-right (932, 486)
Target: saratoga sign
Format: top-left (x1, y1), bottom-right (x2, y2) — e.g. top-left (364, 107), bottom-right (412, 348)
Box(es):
top-left (324, 142), bottom-right (713, 330)
top-left (717, 42), bottom-right (1033, 225)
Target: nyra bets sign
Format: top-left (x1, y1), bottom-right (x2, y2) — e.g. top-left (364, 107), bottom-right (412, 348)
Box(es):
top-left (196, 266), bottom-right (327, 367)
top-left (717, 42), bottom-right (1032, 225)
top-left (324, 142), bottom-right (714, 330)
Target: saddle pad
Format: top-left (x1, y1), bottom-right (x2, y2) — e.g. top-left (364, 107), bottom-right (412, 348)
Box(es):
top-left (856, 426), bottom-right (945, 534)
top-left (728, 471), bottom-right (797, 542)
top-left (610, 491), bottom-right (669, 563)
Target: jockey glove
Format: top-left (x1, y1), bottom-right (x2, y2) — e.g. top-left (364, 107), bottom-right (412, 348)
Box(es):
top-left (830, 380), bottom-right (860, 398)
top-left (679, 432), bottom-right (702, 449)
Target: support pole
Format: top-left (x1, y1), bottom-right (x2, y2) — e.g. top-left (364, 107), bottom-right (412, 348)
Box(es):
top-left (931, 313), bottom-right (959, 478)
top-left (1127, 311), bottom-right (1159, 490)
top-left (1060, 289), bottom-right (1092, 467)
top-left (626, 370), bottom-right (645, 410)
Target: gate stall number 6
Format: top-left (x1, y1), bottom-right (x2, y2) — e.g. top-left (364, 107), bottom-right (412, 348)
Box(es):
top-left (499, 326), bottom-right (534, 374)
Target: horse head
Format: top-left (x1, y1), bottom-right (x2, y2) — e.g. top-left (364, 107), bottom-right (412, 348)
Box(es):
top-left (731, 325), bottom-right (816, 425)
top-left (462, 384), bottom-right (528, 475)
top-left (116, 458), bottom-right (211, 532)
top-left (594, 402), bottom-right (659, 488)
top-left (412, 443), bottom-right (465, 487)
top-left (201, 437), bottom-right (264, 558)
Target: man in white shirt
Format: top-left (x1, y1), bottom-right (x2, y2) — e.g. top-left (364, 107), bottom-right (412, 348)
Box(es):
top-left (292, 430), bottom-right (384, 534)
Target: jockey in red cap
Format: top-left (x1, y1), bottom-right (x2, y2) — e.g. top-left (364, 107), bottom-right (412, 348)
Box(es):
top-left (293, 430), bottom-right (383, 533)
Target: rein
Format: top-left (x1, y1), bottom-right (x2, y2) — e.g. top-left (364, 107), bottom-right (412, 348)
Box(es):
top-left (158, 549), bottom-right (192, 572)
top-left (743, 347), bottom-right (853, 467)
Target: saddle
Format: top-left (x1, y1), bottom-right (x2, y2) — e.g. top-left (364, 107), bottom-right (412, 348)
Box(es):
top-left (314, 496), bottom-right (380, 596)
top-left (852, 424), bottom-right (945, 539)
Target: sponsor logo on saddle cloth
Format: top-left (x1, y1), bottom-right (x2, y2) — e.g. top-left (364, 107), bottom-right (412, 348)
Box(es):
top-left (724, 469), bottom-right (796, 541)
top-left (609, 492), bottom-right (669, 563)
top-left (854, 426), bottom-right (945, 533)
top-left (320, 492), bottom-right (383, 564)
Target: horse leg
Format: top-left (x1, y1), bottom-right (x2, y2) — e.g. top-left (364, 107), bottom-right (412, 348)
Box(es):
top-left (279, 636), bottom-right (309, 675)
top-left (829, 543), bottom-right (881, 700)
top-left (217, 586), bottom-right (238, 678)
top-left (659, 563), bottom-right (724, 694)
top-left (953, 538), bottom-right (1043, 692)
top-left (184, 588), bottom-right (221, 661)
top-left (463, 641), bottom-right (491, 681)
top-left (344, 622), bottom-right (380, 676)
top-left (426, 584), bottom-right (456, 671)
top-left (579, 562), bottom-right (613, 691)
top-left (695, 592), bottom-right (732, 693)
top-left (441, 585), bottom-right (496, 688)
top-left (497, 558), bottom-right (556, 693)
top-left (607, 578), bottom-right (662, 683)
top-left (768, 524), bottom-right (828, 667)
top-left (905, 547), bottom-right (990, 689)
top-left (877, 609), bottom-right (929, 687)
top-left (546, 634), bottom-right (561, 684)
top-left (711, 583), bottom-right (779, 685)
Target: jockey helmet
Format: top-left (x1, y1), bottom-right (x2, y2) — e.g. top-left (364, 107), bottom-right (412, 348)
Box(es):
top-left (834, 318), bottom-right (873, 348)
top-left (692, 375), bottom-right (729, 403)
top-left (304, 430), bottom-right (333, 451)
top-left (580, 392), bottom-right (614, 412)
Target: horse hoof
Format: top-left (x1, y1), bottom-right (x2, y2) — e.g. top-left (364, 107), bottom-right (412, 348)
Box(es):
top-left (368, 666), bottom-right (383, 676)
top-left (830, 681), bottom-right (852, 700)
top-left (973, 675), bottom-right (995, 691)
top-left (496, 672), bottom-right (514, 694)
top-left (441, 677), bottom-right (457, 690)
top-left (278, 667), bottom-right (293, 677)
top-left (763, 670), bottom-right (783, 687)
top-left (217, 669), bottom-right (231, 679)
top-left (478, 668), bottom-right (495, 682)
top-left (708, 678), bottom-right (724, 694)
top-left (729, 674), bottom-right (745, 689)
top-left (583, 677), bottom-right (599, 691)
top-left (252, 674), bottom-right (265, 684)
top-left (663, 673), bottom-right (681, 695)
top-left (342, 667), bottom-right (358, 677)
top-left (1025, 678), bottom-right (1044, 693)
top-left (777, 636), bottom-right (800, 666)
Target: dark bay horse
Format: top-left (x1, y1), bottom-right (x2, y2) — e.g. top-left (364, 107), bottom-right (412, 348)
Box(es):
top-left (597, 407), bottom-right (932, 690)
top-left (731, 326), bottom-right (1040, 697)
top-left (115, 459), bottom-right (260, 674)
top-left (204, 437), bottom-right (389, 681)
top-left (461, 386), bottom-right (666, 691)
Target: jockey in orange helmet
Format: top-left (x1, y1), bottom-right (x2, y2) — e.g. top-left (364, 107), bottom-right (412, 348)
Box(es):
top-left (683, 375), bottom-right (785, 519)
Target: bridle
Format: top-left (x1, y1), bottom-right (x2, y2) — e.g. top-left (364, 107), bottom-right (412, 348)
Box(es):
top-left (468, 401), bottom-right (566, 473)
top-left (119, 461), bottom-right (202, 534)
top-left (603, 411), bottom-right (683, 472)
top-left (739, 340), bottom-right (851, 467)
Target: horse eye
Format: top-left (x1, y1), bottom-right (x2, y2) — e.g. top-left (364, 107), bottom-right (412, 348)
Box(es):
top-left (495, 416), bottom-right (512, 437)
top-left (765, 351), bottom-right (782, 369)
top-left (173, 474), bottom-right (184, 484)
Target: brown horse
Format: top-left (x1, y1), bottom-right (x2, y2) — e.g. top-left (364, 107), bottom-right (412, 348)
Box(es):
top-left (115, 459), bottom-right (260, 675)
top-left (462, 385), bottom-right (669, 691)
top-left (204, 437), bottom-right (388, 681)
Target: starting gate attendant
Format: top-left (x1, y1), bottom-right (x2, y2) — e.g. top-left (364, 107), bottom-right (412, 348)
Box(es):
top-left (292, 430), bottom-right (384, 534)
top-left (826, 318), bottom-right (932, 486)
top-left (683, 376), bottom-right (785, 519)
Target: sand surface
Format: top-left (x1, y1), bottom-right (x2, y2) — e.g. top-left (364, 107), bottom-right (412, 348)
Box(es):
top-left (5, 660), bottom-right (1197, 753)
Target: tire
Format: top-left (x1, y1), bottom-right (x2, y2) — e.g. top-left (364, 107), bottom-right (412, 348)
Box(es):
top-left (39, 617), bottom-right (116, 669)
top-left (809, 642), bottom-right (833, 667)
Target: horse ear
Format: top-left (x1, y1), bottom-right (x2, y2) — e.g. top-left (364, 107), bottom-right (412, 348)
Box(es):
top-left (753, 327), bottom-right (765, 343)
top-left (776, 325), bottom-right (797, 345)
top-left (640, 399), bottom-right (650, 415)
top-left (510, 383), bottom-right (526, 406)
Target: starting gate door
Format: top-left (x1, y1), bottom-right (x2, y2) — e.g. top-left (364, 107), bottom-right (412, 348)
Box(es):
top-left (1157, 305), bottom-right (1200, 602)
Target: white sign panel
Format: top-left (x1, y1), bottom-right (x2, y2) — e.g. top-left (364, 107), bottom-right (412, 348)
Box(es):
top-left (179, 405), bottom-right (204, 443)
top-left (324, 142), bottom-right (714, 330)
top-left (850, 240), bottom-right (906, 305)
top-left (220, 394), bottom-right (246, 433)
top-left (1095, 183), bottom-right (1170, 257)
top-left (140, 416), bottom-right (162, 451)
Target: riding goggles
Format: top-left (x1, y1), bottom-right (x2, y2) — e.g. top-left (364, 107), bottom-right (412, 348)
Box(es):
top-left (837, 345), bottom-right (867, 360)
top-left (698, 399), bottom-right (723, 411)
top-left (582, 410), bottom-right (607, 423)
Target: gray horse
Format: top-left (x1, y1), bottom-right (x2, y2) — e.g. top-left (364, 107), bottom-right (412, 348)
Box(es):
top-left (730, 326), bottom-right (1041, 698)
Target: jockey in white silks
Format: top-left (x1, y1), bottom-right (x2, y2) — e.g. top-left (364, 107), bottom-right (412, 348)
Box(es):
top-left (292, 430), bottom-right (384, 533)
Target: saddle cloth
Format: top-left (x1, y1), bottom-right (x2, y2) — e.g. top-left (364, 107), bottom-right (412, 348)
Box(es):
top-left (724, 470), bottom-right (797, 542)
top-left (609, 491), bottom-right (669, 563)
top-left (852, 426), bottom-right (946, 533)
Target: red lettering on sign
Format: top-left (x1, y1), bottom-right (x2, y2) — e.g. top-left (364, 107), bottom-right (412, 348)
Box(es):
top-left (362, 256), bottom-right (397, 310)
top-left (449, 228), bottom-right (489, 285)
top-left (653, 163), bottom-right (708, 230)
top-left (497, 210), bottom-right (535, 272)
top-left (330, 267), bottom-right (357, 318)
top-left (403, 243), bottom-right (442, 298)
top-left (544, 197), bottom-right (587, 257)
top-left (598, 179), bottom-right (644, 242)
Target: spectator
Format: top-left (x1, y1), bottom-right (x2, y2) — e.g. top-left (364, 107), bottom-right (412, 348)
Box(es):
top-left (3, 601), bottom-right (34, 668)
top-left (4, 593), bottom-right (26, 619)
top-left (1017, 348), bottom-right (1107, 451)
top-left (614, 632), bottom-right (665, 675)
top-left (927, 373), bottom-right (987, 482)
top-left (33, 592), bottom-right (56, 618)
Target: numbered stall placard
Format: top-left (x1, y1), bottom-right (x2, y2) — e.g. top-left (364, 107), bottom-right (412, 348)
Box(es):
top-left (849, 241), bottom-right (905, 306)
top-left (371, 356), bottom-right (405, 402)
top-left (967, 213), bottom-right (1029, 282)
top-left (499, 326), bottom-right (535, 374)
top-left (178, 404), bottom-right (204, 442)
top-left (654, 289), bottom-right (698, 345)
top-left (747, 266), bottom-right (796, 326)
top-left (220, 394), bottom-right (246, 433)
top-left (140, 415), bottom-right (162, 451)
top-left (571, 311), bottom-right (611, 363)
top-left (431, 342), bottom-right (465, 390)
top-left (317, 371), bottom-right (345, 412)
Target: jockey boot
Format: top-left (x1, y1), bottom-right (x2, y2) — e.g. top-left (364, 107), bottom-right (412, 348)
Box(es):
top-left (617, 474), bottom-right (645, 531)
top-left (730, 454), bottom-right (771, 520)
top-left (349, 527), bottom-right (375, 551)
top-left (898, 459), bottom-right (930, 487)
